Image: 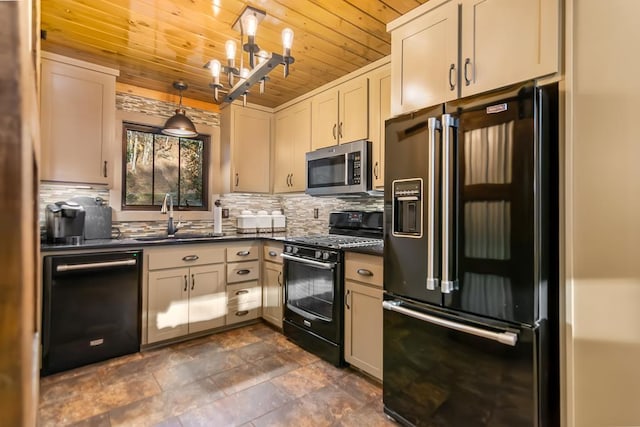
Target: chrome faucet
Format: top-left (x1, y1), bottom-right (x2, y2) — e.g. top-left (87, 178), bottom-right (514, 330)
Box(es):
top-left (160, 193), bottom-right (181, 236)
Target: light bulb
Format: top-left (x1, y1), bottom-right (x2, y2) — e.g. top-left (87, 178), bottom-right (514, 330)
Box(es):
top-left (257, 50), bottom-right (268, 64)
top-left (210, 59), bottom-right (221, 78)
top-left (225, 40), bottom-right (236, 60)
top-left (240, 67), bottom-right (250, 79)
top-left (281, 28), bottom-right (294, 50)
top-left (245, 14), bottom-right (258, 37)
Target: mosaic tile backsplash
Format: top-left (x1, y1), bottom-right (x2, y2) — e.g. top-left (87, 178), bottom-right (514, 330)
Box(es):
top-left (39, 184), bottom-right (383, 238)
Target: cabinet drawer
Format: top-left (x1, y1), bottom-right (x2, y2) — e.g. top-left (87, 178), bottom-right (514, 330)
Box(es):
top-left (227, 244), bottom-right (259, 262)
top-left (227, 281), bottom-right (261, 305)
top-left (147, 246), bottom-right (225, 270)
top-left (226, 304), bottom-right (260, 325)
top-left (263, 242), bottom-right (283, 264)
top-left (227, 260), bottom-right (260, 283)
top-left (344, 252), bottom-right (383, 288)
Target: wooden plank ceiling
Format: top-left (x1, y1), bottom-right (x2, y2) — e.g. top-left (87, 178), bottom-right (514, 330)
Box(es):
top-left (40, 0), bottom-right (426, 108)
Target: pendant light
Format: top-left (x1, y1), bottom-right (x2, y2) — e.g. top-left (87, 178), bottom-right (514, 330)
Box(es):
top-left (162, 81), bottom-right (198, 137)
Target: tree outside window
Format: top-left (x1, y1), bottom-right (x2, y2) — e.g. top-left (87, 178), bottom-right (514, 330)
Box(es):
top-left (122, 122), bottom-right (209, 210)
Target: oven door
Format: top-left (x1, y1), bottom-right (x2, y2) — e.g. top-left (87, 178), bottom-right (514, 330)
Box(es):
top-left (282, 254), bottom-right (342, 344)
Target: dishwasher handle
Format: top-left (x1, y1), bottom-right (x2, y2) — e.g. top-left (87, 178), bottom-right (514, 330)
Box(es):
top-left (56, 259), bottom-right (137, 272)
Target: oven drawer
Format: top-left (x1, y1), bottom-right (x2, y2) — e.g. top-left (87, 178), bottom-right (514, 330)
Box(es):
top-left (345, 252), bottom-right (383, 288)
top-left (227, 261), bottom-right (259, 283)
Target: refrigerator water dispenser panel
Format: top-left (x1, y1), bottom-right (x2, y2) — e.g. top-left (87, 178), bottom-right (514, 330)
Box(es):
top-left (392, 178), bottom-right (423, 238)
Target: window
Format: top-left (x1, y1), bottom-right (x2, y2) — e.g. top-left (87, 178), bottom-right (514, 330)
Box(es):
top-left (122, 122), bottom-right (209, 210)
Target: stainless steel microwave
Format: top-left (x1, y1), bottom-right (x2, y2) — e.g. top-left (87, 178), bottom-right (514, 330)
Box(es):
top-left (305, 139), bottom-right (373, 196)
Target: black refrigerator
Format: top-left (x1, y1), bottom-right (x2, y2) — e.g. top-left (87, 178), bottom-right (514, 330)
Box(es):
top-left (383, 82), bottom-right (559, 427)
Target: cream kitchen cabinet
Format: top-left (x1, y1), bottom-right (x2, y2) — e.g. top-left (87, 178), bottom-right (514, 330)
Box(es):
top-left (40, 52), bottom-right (118, 184)
top-left (262, 242), bottom-right (283, 328)
top-left (311, 75), bottom-right (369, 150)
top-left (274, 100), bottom-right (311, 192)
top-left (146, 246), bottom-right (226, 344)
top-left (368, 63), bottom-right (391, 190)
top-left (344, 252), bottom-right (383, 380)
top-left (388, 0), bottom-right (559, 115)
top-left (226, 243), bottom-right (261, 324)
top-left (221, 104), bottom-right (271, 193)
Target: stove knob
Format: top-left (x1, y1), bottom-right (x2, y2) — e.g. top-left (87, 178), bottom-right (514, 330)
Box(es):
top-left (323, 252), bottom-right (330, 260)
top-left (315, 250), bottom-right (322, 259)
top-left (292, 247), bottom-right (299, 254)
top-left (285, 245), bottom-right (292, 253)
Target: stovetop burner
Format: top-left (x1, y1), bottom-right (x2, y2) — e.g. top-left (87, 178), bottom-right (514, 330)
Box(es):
top-left (288, 234), bottom-right (383, 249)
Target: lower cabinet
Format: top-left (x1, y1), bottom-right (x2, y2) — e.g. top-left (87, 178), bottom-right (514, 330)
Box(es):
top-left (262, 242), bottom-right (284, 328)
top-left (146, 246), bottom-right (226, 344)
top-left (226, 243), bottom-right (261, 324)
top-left (344, 252), bottom-right (383, 380)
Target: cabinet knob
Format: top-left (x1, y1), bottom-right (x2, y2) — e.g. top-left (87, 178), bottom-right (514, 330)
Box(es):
top-left (357, 268), bottom-right (373, 277)
top-left (235, 310), bottom-right (249, 317)
top-left (236, 269), bottom-right (251, 275)
top-left (182, 255), bottom-right (199, 262)
top-left (338, 122), bottom-right (343, 139)
top-left (449, 63), bottom-right (456, 91)
top-left (103, 161), bottom-right (108, 178)
top-left (268, 250), bottom-right (278, 257)
top-left (332, 124), bottom-right (337, 140)
top-left (235, 173), bottom-right (239, 187)
top-left (464, 58), bottom-right (472, 86)
top-left (183, 275), bottom-right (188, 292)
top-left (374, 162), bottom-right (379, 179)
top-left (345, 289), bottom-right (351, 309)
top-left (236, 250), bottom-right (250, 257)
top-left (236, 289), bottom-right (250, 295)
top-left (191, 273), bottom-right (195, 290)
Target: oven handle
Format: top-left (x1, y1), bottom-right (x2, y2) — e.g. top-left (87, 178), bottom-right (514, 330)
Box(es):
top-left (56, 259), bottom-right (137, 272)
top-left (281, 253), bottom-right (335, 270)
top-left (382, 300), bottom-right (518, 346)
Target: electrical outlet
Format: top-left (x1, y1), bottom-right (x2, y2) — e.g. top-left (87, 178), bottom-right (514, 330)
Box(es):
top-left (222, 208), bottom-right (229, 219)
top-left (313, 208), bottom-right (319, 219)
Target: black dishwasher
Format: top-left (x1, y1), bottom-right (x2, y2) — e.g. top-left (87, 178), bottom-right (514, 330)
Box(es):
top-left (42, 250), bottom-right (142, 376)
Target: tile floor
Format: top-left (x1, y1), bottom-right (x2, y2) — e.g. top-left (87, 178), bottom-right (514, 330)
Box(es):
top-left (38, 322), bottom-right (396, 427)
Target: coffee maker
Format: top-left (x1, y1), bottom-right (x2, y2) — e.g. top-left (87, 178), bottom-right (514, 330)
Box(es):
top-left (45, 201), bottom-right (86, 244)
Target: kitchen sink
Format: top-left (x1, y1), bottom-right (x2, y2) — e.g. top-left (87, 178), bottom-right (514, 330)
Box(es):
top-left (135, 233), bottom-right (224, 242)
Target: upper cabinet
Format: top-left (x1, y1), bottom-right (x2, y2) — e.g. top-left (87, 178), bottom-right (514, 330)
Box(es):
top-left (40, 52), bottom-right (119, 184)
top-left (311, 76), bottom-right (369, 150)
top-left (388, 0), bottom-right (559, 115)
top-left (274, 100), bottom-right (311, 193)
top-left (368, 64), bottom-right (391, 190)
top-left (221, 104), bottom-right (271, 193)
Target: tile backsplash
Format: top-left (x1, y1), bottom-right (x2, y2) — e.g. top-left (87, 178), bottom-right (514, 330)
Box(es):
top-left (39, 183), bottom-right (383, 238)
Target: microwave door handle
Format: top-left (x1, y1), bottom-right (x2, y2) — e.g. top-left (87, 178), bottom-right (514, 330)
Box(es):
top-left (441, 114), bottom-right (458, 294)
top-left (345, 153), bottom-right (349, 185)
top-left (427, 117), bottom-right (441, 291)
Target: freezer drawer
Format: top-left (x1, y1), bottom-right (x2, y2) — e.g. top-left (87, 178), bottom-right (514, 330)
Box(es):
top-left (383, 297), bottom-right (549, 427)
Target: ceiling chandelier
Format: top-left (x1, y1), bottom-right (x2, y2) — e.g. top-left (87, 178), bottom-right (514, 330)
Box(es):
top-left (205, 6), bottom-right (294, 106)
top-left (162, 81), bottom-right (198, 137)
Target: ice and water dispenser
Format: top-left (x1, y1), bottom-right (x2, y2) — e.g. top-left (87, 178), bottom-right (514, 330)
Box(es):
top-left (392, 178), bottom-right (423, 237)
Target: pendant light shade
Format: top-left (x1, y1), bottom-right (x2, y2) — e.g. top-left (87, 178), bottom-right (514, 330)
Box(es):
top-left (162, 81), bottom-right (198, 137)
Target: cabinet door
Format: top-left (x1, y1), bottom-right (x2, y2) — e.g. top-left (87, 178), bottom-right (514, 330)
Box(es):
top-left (231, 107), bottom-right (271, 192)
top-left (339, 76), bottom-right (369, 144)
top-left (188, 264), bottom-right (226, 334)
top-left (460, 0), bottom-right (559, 97)
top-left (262, 261), bottom-right (283, 328)
top-left (311, 89), bottom-right (339, 150)
top-left (40, 57), bottom-right (116, 184)
top-left (344, 280), bottom-right (383, 380)
top-left (390, 0), bottom-right (458, 116)
top-left (148, 267), bottom-right (190, 343)
top-left (274, 100), bottom-right (311, 193)
top-left (369, 65), bottom-right (391, 189)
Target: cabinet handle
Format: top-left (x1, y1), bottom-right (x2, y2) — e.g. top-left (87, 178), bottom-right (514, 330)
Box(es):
top-left (464, 58), bottom-right (472, 86)
top-left (235, 173), bottom-right (239, 187)
top-left (269, 250), bottom-right (278, 257)
top-left (236, 250), bottom-right (250, 257)
top-left (289, 174), bottom-right (293, 187)
top-left (191, 273), bottom-right (195, 290)
top-left (277, 271), bottom-right (282, 286)
top-left (373, 162), bottom-right (379, 179)
top-left (235, 310), bottom-right (249, 317)
top-left (183, 275), bottom-right (188, 292)
top-left (182, 255), bottom-right (199, 262)
top-left (338, 122), bottom-right (343, 138)
top-left (357, 268), bottom-right (373, 277)
top-left (103, 161), bottom-right (108, 178)
top-left (235, 289), bottom-right (250, 295)
top-left (345, 289), bottom-right (351, 310)
top-left (332, 124), bottom-right (337, 140)
top-left (236, 269), bottom-right (251, 275)
top-left (449, 63), bottom-right (456, 91)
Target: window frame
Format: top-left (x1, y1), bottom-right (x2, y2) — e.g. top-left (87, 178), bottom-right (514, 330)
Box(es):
top-left (121, 121), bottom-right (210, 211)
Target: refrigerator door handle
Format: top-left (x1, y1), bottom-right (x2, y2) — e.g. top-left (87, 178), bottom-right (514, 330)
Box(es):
top-left (426, 117), bottom-right (441, 291)
top-left (382, 300), bottom-right (518, 346)
top-left (441, 114), bottom-right (458, 294)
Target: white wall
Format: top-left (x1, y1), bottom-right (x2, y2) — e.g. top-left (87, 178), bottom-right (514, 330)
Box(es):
top-left (566, 1), bottom-right (640, 425)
